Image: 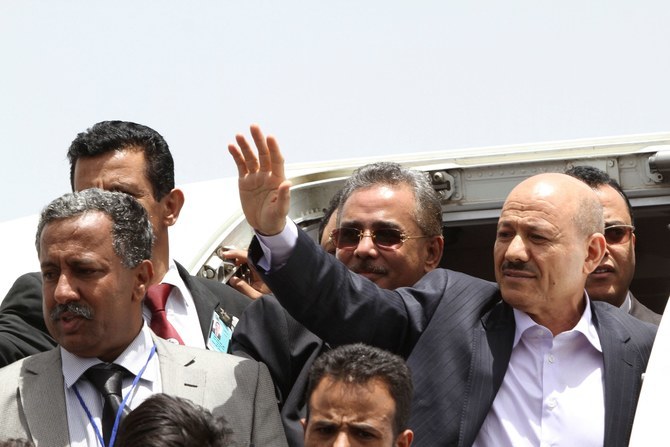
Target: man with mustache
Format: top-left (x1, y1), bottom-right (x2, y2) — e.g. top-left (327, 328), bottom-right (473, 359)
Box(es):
top-left (229, 125), bottom-right (657, 446)
top-left (0, 188), bottom-right (285, 446)
top-left (231, 163), bottom-right (444, 445)
top-left (0, 121), bottom-right (251, 366)
top-left (566, 165), bottom-right (662, 325)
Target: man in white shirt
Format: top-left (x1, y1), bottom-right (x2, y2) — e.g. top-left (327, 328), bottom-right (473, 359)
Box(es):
top-left (0, 188), bottom-right (286, 446)
top-left (228, 125), bottom-right (656, 446)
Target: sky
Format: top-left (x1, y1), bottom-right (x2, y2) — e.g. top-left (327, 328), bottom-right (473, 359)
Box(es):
top-left (1, 1), bottom-right (669, 222)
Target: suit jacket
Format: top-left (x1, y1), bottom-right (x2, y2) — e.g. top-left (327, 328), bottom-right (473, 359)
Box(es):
top-left (232, 294), bottom-right (326, 446)
top-left (175, 262), bottom-right (251, 340)
top-left (250, 229), bottom-right (657, 447)
top-left (0, 263), bottom-right (251, 367)
top-left (0, 334), bottom-right (287, 447)
top-left (629, 292), bottom-right (662, 325)
top-left (0, 272), bottom-right (56, 366)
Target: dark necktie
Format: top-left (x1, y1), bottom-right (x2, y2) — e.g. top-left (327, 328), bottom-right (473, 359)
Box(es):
top-left (145, 283), bottom-right (184, 344)
top-left (84, 363), bottom-right (130, 446)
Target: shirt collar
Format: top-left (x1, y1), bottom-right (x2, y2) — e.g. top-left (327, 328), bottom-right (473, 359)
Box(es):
top-left (61, 323), bottom-right (159, 389)
top-left (160, 259), bottom-right (190, 307)
top-left (620, 291), bottom-right (632, 312)
top-left (512, 291), bottom-right (602, 352)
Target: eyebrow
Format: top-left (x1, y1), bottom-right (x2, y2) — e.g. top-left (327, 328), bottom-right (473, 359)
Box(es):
top-left (604, 220), bottom-right (629, 226)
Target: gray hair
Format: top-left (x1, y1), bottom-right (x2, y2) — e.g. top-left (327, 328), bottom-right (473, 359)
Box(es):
top-left (339, 162), bottom-right (442, 237)
top-left (36, 189), bottom-right (153, 268)
top-left (573, 193), bottom-right (605, 238)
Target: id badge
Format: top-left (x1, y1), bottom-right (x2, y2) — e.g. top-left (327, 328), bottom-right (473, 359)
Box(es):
top-left (207, 310), bottom-right (234, 353)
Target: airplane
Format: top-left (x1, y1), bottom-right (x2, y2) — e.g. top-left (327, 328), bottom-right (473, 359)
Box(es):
top-left (0, 131), bottom-right (668, 440)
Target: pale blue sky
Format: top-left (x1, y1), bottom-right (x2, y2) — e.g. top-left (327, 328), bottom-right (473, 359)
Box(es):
top-left (2, 0), bottom-right (669, 221)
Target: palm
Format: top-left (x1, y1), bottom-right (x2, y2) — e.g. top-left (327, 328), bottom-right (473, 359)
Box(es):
top-left (229, 125), bottom-right (291, 235)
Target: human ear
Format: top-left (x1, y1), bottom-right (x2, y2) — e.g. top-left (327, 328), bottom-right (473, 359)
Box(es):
top-left (162, 188), bottom-right (185, 227)
top-left (133, 260), bottom-right (154, 301)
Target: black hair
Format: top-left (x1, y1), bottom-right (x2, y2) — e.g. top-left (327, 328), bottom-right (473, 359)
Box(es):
top-left (67, 120), bottom-right (175, 200)
top-left (306, 343), bottom-right (413, 437)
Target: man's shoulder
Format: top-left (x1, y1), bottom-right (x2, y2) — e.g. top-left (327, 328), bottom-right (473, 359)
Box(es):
top-left (0, 348), bottom-right (59, 380)
top-left (592, 300), bottom-right (658, 343)
top-left (629, 293), bottom-right (663, 326)
top-left (0, 272), bottom-right (42, 310)
top-left (419, 268), bottom-right (500, 301)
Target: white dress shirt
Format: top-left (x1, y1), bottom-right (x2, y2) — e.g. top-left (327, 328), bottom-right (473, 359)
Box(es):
top-left (256, 217), bottom-right (299, 271)
top-left (142, 259), bottom-right (205, 349)
top-left (474, 297), bottom-right (605, 447)
top-left (620, 291), bottom-right (632, 313)
top-left (63, 324), bottom-right (162, 447)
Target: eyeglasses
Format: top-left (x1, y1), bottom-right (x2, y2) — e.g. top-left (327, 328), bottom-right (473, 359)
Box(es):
top-left (329, 227), bottom-right (432, 250)
top-left (604, 224), bottom-right (635, 245)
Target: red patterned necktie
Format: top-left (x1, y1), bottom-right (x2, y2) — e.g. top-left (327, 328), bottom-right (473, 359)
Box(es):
top-left (144, 284), bottom-right (184, 345)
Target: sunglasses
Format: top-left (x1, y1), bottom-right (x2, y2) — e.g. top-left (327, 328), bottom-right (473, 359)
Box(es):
top-left (329, 227), bottom-right (431, 250)
top-left (604, 224), bottom-right (635, 245)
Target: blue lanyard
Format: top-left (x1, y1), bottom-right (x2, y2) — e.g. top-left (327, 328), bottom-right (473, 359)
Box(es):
top-left (73, 344), bottom-right (157, 447)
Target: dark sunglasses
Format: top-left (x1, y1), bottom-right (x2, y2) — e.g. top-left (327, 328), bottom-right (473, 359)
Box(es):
top-left (604, 224), bottom-right (635, 245)
top-left (329, 227), bottom-right (432, 250)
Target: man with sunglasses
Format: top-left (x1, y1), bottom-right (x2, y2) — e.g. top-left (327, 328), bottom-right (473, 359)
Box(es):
top-left (231, 165), bottom-right (443, 445)
top-left (229, 125), bottom-right (656, 447)
top-left (567, 166), bottom-right (661, 325)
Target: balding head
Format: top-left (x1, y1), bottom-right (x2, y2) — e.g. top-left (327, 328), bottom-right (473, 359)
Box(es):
top-left (494, 173), bottom-right (606, 334)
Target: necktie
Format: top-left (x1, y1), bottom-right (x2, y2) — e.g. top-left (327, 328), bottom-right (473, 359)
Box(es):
top-left (84, 363), bottom-right (130, 446)
top-left (145, 283), bottom-right (184, 344)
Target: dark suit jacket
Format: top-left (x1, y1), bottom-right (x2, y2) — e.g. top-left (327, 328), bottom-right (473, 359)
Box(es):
top-left (232, 294), bottom-right (326, 446)
top-left (175, 262), bottom-right (251, 340)
top-left (0, 334), bottom-right (287, 447)
top-left (629, 292), bottom-right (662, 325)
top-left (250, 229), bottom-right (657, 447)
top-left (0, 262), bottom-right (251, 367)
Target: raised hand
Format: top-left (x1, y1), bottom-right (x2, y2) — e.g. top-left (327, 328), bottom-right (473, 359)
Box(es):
top-left (228, 124), bottom-right (292, 235)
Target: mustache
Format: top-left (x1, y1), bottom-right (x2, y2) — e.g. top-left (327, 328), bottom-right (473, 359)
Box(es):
top-left (350, 260), bottom-right (388, 276)
top-left (501, 261), bottom-right (536, 273)
top-left (50, 301), bottom-right (94, 321)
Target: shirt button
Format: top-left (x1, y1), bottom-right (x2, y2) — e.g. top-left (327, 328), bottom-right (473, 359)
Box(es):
top-left (548, 354), bottom-right (555, 363)
top-left (547, 398), bottom-right (557, 409)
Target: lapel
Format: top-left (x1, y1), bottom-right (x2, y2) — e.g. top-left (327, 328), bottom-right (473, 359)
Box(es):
top-left (459, 302), bottom-right (515, 447)
top-left (591, 302), bottom-right (637, 447)
top-left (20, 349), bottom-right (70, 447)
top-left (153, 334), bottom-right (206, 406)
top-left (176, 261), bottom-right (218, 341)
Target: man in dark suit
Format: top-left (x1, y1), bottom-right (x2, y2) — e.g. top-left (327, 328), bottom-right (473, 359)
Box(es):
top-left (0, 188), bottom-right (284, 446)
top-left (0, 121), bottom-right (250, 366)
top-left (567, 165), bottom-right (662, 325)
top-left (228, 125), bottom-right (657, 446)
top-left (232, 161), bottom-right (444, 446)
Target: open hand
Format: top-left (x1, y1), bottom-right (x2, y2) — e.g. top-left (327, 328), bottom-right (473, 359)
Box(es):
top-left (228, 124), bottom-right (292, 235)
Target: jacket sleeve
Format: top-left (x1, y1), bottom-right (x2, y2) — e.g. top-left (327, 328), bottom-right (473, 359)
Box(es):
top-left (0, 272), bottom-right (56, 367)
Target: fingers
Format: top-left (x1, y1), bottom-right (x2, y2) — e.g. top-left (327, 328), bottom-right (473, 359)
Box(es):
top-left (235, 132), bottom-right (260, 174)
top-left (228, 144), bottom-right (248, 176)
top-left (249, 124), bottom-right (270, 172)
top-left (230, 124), bottom-right (283, 176)
top-left (220, 248), bottom-right (249, 265)
top-left (228, 276), bottom-right (264, 300)
top-left (267, 135), bottom-right (286, 180)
